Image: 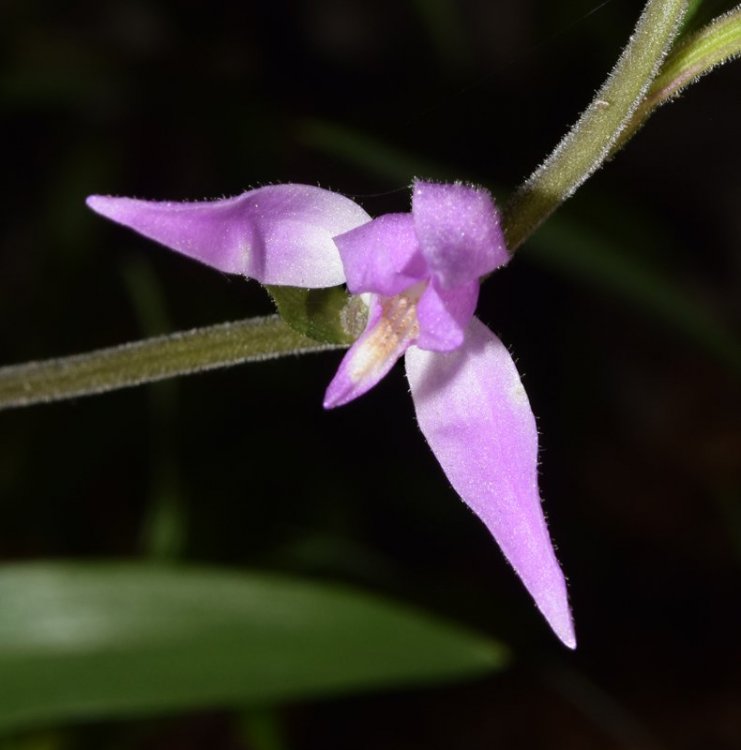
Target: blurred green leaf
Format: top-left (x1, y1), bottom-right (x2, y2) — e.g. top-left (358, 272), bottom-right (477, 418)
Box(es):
top-left (239, 708), bottom-right (289, 750)
top-left (266, 285), bottom-right (367, 345)
top-left (683, 0), bottom-right (706, 30)
top-left (0, 563), bottom-right (507, 734)
top-left (0, 732), bottom-right (65, 750)
top-left (409, 0), bottom-right (470, 69)
top-left (119, 257), bottom-right (173, 339)
top-left (120, 258), bottom-right (187, 562)
top-left (524, 217), bottom-right (741, 374)
top-left (297, 119), bottom-right (455, 183)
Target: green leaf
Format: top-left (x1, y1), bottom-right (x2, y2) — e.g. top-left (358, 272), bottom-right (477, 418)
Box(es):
top-left (297, 118), bottom-right (455, 183)
top-left (409, 0), bottom-right (470, 69)
top-left (0, 563), bottom-right (507, 734)
top-left (503, 0), bottom-right (689, 251)
top-left (266, 285), bottom-right (367, 345)
top-left (683, 0), bottom-right (705, 29)
top-left (524, 217), bottom-right (741, 374)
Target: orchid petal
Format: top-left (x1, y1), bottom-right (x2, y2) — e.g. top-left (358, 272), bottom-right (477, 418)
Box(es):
top-left (405, 318), bottom-right (575, 648)
top-left (412, 180), bottom-right (509, 289)
top-left (87, 185), bottom-right (371, 288)
top-left (324, 292), bottom-right (419, 408)
top-left (333, 213), bottom-right (426, 296)
top-left (416, 280), bottom-right (479, 352)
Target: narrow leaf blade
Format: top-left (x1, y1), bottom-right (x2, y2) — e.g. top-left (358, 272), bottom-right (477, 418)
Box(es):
top-left (0, 563), bottom-right (507, 733)
top-left (524, 217), bottom-right (741, 374)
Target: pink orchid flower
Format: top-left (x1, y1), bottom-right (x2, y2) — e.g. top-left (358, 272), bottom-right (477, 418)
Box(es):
top-left (87, 180), bottom-right (576, 648)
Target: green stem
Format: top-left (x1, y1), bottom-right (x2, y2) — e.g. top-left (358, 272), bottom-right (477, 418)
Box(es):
top-left (0, 316), bottom-right (339, 412)
top-left (503, 0), bottom-right (688, 252)
top-left (612, 4), bottom-right (741, 154)
top-left (8, 0), bottom-right (740, 413)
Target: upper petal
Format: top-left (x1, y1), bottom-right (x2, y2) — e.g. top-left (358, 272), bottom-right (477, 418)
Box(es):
top-left (412, 180), bottom-right (509, 289)
top-left (405, 318), bottom-right (575, 648)
top-left (333, 213), bottom-right (426, 296)
top-left (415, 280), bottom-right (479, 352)
top-left (87, 185), bottom-right (371, 288)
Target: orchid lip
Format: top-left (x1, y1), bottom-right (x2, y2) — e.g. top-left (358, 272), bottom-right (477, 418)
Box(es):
top-left (348, 282), bottom-right (426, 383)
top-left (321, 281), bottom-right (427, 410)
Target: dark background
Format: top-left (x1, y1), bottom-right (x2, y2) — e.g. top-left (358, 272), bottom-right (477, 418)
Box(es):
top-left (1, 0), bottom-right (740, 748)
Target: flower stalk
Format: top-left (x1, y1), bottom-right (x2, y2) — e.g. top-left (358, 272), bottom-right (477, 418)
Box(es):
top-left (4, 0), bottom-right (741, 413)
top-left (0, 316), bottom-right (338, 411)
top-left (502, 0), bottom-right (688, 252)
top-left (612, 4), bottom-right (741, 154)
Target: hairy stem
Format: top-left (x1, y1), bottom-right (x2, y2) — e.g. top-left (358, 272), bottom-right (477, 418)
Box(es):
top-left (0, 316), bottom-right (339, 411)
top-left (503, 0), bottom-right (688, 252)
top-left (9, 0), bottom-right (740, 413)
top-left (613, 4), bottom-right (741, 154)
